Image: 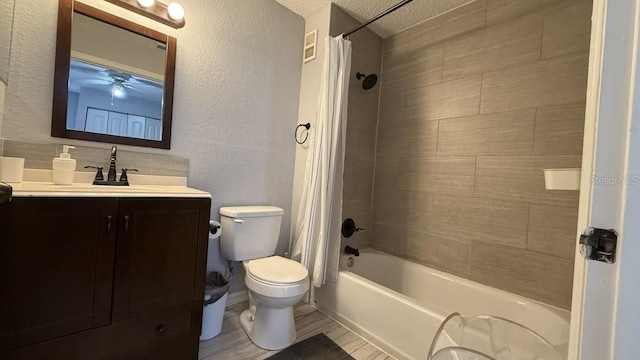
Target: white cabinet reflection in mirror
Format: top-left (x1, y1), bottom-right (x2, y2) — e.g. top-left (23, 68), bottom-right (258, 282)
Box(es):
top-left (84, 108), bottom-right (162, 140)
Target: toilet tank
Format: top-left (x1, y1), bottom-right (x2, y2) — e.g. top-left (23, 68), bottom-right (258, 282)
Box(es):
top-left (219, 206), bottom-right (284, 261)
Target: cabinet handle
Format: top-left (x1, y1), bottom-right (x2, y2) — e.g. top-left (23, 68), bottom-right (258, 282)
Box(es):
top-left (107, 215), bottom-right (112, 232)
top-left (124, 215), bottom-right (129, 233)
top-left (156, 324), bottom-right (165, 334)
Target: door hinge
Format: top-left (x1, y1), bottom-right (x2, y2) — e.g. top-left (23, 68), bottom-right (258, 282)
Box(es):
top-left (579, 227), bottom-right (617, 264)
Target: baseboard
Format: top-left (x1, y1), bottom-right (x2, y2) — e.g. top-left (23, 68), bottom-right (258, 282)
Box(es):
top-left (226, 290), bottom-right (248, 307)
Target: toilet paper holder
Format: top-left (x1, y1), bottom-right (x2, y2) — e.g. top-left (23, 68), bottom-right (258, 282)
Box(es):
top-left (209, 220), bottom-right (221, 237)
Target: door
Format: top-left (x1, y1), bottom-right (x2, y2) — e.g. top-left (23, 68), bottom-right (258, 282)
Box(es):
top-left (0, 198), bottom-right (118, 351)
top-left (570, 0), bottom-right (640, 359)
top-left (111, 198), bottom-right (210, 322)
top-left (85, 108), bottom-right (108, 134)
top-left (127, 114), bottom-right (146, 138)
top-left (144, 117), bottom-right (162, 141)
top-left (107, 111), bottom-right (128, 136)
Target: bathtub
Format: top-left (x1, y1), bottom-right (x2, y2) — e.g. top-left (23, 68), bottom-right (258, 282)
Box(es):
top-left (313, 248), bottom-right (570, 360)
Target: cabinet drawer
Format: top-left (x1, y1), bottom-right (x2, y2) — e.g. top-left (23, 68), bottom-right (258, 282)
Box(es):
top-left (1, 304), bottom-right (196, 360)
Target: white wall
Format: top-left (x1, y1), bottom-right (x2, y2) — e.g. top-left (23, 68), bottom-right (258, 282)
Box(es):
top-left (1, 0), bottom-right (304, 294)
top-left (0, 0), bottom-right (14, 84)
top-left (290, 4), bottom-right (331, 242)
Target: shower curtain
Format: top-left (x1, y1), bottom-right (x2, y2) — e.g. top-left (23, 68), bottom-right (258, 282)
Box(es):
top-left (292, 36), bottom-right (352, 288)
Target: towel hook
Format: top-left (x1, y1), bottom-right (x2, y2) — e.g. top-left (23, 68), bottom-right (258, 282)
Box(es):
top-left (295, 122), bottom-right (311, 144)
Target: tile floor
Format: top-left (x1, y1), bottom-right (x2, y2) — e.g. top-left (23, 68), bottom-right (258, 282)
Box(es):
top-left (198, 302), bottom-right (395, 360)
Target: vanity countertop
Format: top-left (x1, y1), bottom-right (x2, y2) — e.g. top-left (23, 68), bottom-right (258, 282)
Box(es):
top-left (7, 169), bottom-right (211, 198)
top-left (10, 182), bottom-right (210, 198)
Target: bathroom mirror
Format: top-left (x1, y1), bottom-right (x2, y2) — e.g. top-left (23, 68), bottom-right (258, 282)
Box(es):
top-left (51, 0), bottom-right (176, 149)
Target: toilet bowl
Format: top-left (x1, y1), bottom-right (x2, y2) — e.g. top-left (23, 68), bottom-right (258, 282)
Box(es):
top-left (239, 256), bottom-right (309, 350)
top-left (218, 206), bottom-right (310, 350)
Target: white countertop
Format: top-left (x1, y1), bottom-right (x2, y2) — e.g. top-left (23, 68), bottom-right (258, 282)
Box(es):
top-left (7, 170), bottom-right (211, 198)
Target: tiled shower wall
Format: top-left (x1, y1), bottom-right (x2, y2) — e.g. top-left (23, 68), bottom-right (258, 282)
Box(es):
top-left (329, 5), bottom-right (382, 251)
top-left (371, 0), bottom-right (592, 309)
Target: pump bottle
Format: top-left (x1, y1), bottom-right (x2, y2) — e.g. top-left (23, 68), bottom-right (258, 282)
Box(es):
top-left (52, 145), bottom-right (76, 185)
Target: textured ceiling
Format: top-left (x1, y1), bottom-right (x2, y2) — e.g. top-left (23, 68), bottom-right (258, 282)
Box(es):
top-left (275, 0), bottom-right (475, 38)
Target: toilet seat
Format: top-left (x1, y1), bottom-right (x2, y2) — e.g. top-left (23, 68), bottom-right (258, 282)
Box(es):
top-left (244, 256), bottom-right (309, 298)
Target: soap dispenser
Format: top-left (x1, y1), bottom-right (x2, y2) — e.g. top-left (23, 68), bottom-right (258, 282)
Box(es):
top-left (52, 145), bottom-right (76, 185)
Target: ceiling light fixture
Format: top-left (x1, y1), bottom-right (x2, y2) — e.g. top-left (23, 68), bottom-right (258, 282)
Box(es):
top-left (136, 0), bottom-right (155, 8)
top-left (105, 0), bottom-right (186, 29)
top-left (167, 2), bottom-right (185, 21)
top-left (112, 84), bottom-right (125, 99)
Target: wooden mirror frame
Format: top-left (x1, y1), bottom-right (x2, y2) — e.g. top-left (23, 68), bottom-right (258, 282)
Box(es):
top-left (51, 0), bottom-right (176, 149)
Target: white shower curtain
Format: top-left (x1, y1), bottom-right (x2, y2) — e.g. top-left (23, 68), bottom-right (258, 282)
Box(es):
top-left (292, 36), bottom-right (352, 288)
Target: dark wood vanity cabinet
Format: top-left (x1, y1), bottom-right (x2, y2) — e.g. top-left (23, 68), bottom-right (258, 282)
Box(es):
top-left (0, 196), bottom-right (211, 360)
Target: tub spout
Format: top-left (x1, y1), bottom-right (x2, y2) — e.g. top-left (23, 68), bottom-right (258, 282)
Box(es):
top-left (344, 245), bottom-right (359, 257)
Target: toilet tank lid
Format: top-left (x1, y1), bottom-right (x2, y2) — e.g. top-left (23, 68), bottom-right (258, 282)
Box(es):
top-left (219, 206), bottom-right (284, 218)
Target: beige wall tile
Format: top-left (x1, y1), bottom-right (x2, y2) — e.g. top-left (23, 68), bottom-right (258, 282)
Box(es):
top-left (368, 0), bottom-right (589, 309)
top-left (407, 230), bottom-right (471, 278)
top-left (370, 222), bottom-right (409, 257)
top-left (431, 195), bottom-right (529, 248)
top-left (404, 77), bottom-right (482, 121)
top-left (382, 45), bottom-right (444, 89)
top-left (534, 103), bottom-right (586, 155)
top-left (487, 0), bottom-right (574, 26)
top-left (372, 189), bottom-right (434, 232)
top-left (474, 155), bottom-right (582, 206)
top-left (437, 109), bottom-right (536, 156)
top-left (399, 156), bottom-right (476, 195)
top-left (382, 30), bottom-right (412, 68)
top-left (541, 0), bottom-right (593, 59)
top-left (406, 0), bottom-right (488, 52)
top-left (480, 52), bottom-right (589, 113)
top-left (528, 203), bottom-right (579, 259)
top-left (345, 116), bottom-right (377, 157)
top-left (2, 140), bottom-right (57, 170)
top-left (404, 119), bottom-right (438, 157)
top-left (443, 13), bottom-right (543, 81)
top-left (332, 4), bottom-right (383, 253)
top-left (469, 243), bottom-right (574, 309)
top-left (1, 140), bottom-right (189, 177)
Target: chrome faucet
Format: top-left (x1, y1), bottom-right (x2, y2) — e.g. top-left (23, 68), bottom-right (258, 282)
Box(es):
top-left (107, 146), bottom-right (117, 181)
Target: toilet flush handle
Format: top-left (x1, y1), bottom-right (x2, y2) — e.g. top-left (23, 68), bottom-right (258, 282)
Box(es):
top-left (233, 219), bottom-right (245, 224)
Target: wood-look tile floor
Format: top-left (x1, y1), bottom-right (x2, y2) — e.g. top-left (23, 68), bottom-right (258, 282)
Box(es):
top-left (198, 302), bottom-right (395, 360)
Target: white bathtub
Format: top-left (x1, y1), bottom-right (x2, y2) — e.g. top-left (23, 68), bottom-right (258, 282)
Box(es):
top-left (313, 248), bottom-right (570, 360)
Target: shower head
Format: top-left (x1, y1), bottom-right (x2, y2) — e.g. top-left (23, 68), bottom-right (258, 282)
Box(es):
top-left (356, 72), bottom-right (378, 90)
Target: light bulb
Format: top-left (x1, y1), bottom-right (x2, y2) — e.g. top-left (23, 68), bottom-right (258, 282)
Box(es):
top-left (167, 2), bottom-right (185, 21)
top-left (137, 0), bottom-right (155, 8)
top-left (113, 85), bottom-right (125, 98)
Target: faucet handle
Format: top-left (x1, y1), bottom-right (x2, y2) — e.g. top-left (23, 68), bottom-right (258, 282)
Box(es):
top-left (119, 168), bottom-right (138, 183)
top-left (84, 166), bottom-right (104, 181)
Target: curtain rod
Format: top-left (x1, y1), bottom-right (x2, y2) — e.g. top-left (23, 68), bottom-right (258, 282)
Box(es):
top-left (342, 0), bottom-right (415, 38)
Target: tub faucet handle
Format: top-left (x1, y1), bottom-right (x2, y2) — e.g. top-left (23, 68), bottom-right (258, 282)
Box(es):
top-left (344, 245), bottom-right (360, 257)
top-left (341, 218), bottom-right (364, 238)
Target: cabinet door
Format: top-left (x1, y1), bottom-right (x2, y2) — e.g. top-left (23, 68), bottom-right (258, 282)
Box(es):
top-left (112, 198), bottom-right (210, 322)
top-left (0, 198), bottom-right (118, 351)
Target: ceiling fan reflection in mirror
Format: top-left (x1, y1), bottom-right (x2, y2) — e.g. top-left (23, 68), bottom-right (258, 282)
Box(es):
top-left (68, 58), bottom-right (164, 106)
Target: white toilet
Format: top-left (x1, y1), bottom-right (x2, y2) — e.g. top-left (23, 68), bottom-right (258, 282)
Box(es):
top-left (219, 206), bottom-right (310, 350)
